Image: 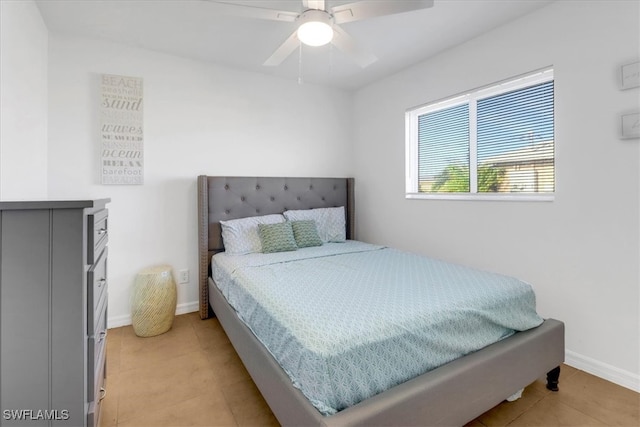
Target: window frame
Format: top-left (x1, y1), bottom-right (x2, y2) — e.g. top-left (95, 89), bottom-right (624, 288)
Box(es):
top-left (405, 68), bottom-right (555, 202)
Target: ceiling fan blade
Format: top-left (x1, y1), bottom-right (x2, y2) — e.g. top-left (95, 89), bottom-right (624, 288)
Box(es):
top-left (263, 30), bottom-right (300, 66)
top-left (331, 25), bottom-right (377, 68)
top-left (332, 0), bottom-right (434, 24)
top-left (203, 1), bottom-right (299, 22)
top-left (302, 0), bottom-right (326, 10)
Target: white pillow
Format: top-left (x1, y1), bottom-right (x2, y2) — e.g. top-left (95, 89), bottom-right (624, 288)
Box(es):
top-left (283, 207), bottom-right (346, 243)
top-left (220, 214), bottom-right (285, 255)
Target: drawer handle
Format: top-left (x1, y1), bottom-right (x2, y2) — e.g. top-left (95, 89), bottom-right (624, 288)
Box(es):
top-left (99, 387), bottom-right (107, 401)
top-left (98, 330), bottom-right (107, 343)
top-left (98, 228), bottom-right (107, 235)
top-left (98, 278), bottom-right (106, 288)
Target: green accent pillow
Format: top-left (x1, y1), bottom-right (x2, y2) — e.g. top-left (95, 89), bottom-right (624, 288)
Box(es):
top-left (258, 222), bottom-right (298, 253)
top-left (291, 220), bottom-right (323, 248)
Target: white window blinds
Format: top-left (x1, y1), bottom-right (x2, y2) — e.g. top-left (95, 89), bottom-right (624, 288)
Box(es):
top-left (418, 104), bottom-right (470, 192)
top-left (476, 81), bottom-right (554, 193)
top-left (407, 69), bottom-right (554, 200)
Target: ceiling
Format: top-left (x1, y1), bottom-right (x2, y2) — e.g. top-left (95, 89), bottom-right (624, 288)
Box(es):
top-left (35, 0), bottom-right (555, 90)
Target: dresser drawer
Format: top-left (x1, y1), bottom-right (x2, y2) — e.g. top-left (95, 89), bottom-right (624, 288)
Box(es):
top-left (88, 300), bottom-right (107, 398)
top-left (87, 209), bottom-right (108, 264)
top-left (87, 340), bottom-right (106, 427)
top-left (86, 353), bottom-right (106, 427)
top-left (87, 247), bottom-right (108, 334)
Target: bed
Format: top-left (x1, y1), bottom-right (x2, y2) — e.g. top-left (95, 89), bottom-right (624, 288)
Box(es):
top-left (197, 175), bottom-right (564, 426)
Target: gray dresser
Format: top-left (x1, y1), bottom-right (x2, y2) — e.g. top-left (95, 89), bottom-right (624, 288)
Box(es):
top-left (0, 199), bottom-right (110, 427)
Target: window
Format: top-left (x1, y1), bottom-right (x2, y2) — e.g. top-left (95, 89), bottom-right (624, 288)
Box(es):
top-left (405, 69), bottom-right (554, 201)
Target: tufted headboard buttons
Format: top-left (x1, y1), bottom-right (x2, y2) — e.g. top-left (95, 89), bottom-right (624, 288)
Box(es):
top-left (205, 176), bottom-right (353, 253)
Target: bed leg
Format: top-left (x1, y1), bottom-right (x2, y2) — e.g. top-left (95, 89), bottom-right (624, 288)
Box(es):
top-left (546, 366), bottom-right (561, 391)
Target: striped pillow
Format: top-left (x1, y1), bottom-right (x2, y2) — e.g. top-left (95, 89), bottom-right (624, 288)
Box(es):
top-left (291, 220), bottom-right (323, 248)
top-left (258, 222), bottom-right (298, 253)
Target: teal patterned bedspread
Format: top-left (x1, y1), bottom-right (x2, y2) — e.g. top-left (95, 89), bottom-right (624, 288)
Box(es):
top-left (212, 241), bottom-right (543, 415)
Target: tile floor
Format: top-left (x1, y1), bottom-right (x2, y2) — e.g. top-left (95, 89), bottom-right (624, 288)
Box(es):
top-left (101, 313), bottom-right (639, 427)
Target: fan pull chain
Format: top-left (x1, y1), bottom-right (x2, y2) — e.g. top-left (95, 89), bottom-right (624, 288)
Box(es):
top-left (329, 39), bottom-right (334, 77)
top-left (298, 42), bottom-right (304, 85)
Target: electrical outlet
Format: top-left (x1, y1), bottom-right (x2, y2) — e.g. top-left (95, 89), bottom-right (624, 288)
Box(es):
top-left (177, 269), bottom-right (189, 284)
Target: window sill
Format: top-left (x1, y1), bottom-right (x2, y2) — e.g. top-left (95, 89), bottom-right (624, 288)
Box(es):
top-left (405, 193), bottom-right (555, 202)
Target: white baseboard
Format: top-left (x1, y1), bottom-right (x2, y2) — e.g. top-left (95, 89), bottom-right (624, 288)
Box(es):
top-left (175, 301), bottom-right (200, 316)
top-left (107, 314), bottom-right (131, 329)
top-left (565, 349), bottom-right (640, 393)
top-left (107, 300), bottom-right (200, 329)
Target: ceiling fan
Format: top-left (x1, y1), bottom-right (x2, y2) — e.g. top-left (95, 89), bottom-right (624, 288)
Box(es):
top-left (205, 0), bottom-right (434, 68)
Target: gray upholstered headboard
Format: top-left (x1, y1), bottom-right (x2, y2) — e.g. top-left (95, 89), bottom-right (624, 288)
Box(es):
top-left (197, 176), bottom-right (355, 319)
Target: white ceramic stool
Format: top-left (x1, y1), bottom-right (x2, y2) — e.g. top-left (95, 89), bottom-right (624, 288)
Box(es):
top-left (131, 265), bottom-right (177, 337)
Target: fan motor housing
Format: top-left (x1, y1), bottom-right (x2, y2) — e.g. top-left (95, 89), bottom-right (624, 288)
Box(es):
top-left (297, 9), bottom-right (334, 46)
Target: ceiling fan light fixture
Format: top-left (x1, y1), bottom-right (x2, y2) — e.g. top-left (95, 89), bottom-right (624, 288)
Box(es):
top-left (297, 10), bottom-right (334, 47)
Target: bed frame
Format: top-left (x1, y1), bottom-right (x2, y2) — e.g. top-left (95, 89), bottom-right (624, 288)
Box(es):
top-left (197, 175), bottom-right (564, 426)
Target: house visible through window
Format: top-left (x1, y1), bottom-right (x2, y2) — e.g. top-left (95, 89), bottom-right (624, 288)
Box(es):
top-left (405, 69), bottom-right (554, 200)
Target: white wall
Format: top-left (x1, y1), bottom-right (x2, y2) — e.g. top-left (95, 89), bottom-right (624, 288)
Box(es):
top-left (353, 1), bottom-right (640, 390)
top-left (47, 35), bottom-right (354, 327)
top-left (0, 0), bottom-right (48, 199)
